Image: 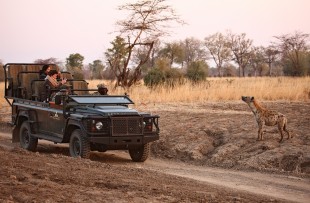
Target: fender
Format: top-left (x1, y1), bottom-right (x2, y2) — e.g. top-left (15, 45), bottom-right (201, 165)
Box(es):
top-left (63, 118), bottom-right (86, 142)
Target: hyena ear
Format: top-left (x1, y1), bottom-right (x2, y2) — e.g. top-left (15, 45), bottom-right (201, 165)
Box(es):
top-left (251, 97), bottom-right (254, 101)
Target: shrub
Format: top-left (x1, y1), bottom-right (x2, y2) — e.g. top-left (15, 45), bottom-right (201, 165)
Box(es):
top-left (164, 68), bottom-right (185, 88)
top-left (144, 68), bottom-right (165, 88)
top-left (186, 61), bottom-right (208, 83)
top-left (144, 67), bottom-right (185, 89)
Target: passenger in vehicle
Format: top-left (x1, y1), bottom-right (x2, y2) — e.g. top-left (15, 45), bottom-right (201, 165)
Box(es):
top-left (93, 83), bottom-right (109, 95)
top-left (44, 70), bottom-right (68, 100)
top-left (39, 64), bottom-right (51, 79)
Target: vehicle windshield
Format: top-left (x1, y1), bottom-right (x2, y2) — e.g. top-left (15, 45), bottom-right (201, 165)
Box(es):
top-left (68, 95), bottom-right (134, 105)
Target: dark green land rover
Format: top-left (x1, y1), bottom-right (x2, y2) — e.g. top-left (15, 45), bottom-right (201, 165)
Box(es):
top-left (3, 63), bottom-right (160, 162)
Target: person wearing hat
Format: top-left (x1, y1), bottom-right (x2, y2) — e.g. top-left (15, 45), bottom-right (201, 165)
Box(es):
top-left (93, 83), bottom-right (108, 95)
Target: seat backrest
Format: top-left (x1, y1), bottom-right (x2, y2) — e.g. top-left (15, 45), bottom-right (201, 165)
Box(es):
top-left (25, 64), bottom-right (42, 72)
top-left (31, 80), bottom-right (47, 102)
top-left (60, 71), bottom-right (73, 79)
top-left (7, 65), bottom-right (26, 97)
top-left (18, 72), bottom-right (40, 99)
top-left (70, 80), bottom-right (89, 95)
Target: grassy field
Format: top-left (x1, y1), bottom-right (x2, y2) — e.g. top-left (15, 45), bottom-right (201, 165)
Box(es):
top-left (87, 77), bottom-right (310, 103)
top-left (1, 77), bottom-right (309, 107)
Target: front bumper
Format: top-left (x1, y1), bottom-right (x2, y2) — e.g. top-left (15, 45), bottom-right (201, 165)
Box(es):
top-left (89, 134), bottom-right (159, 145)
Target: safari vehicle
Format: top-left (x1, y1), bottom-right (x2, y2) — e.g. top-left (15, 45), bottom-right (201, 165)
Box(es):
top-left (3, 63), bottom-right (160, 162)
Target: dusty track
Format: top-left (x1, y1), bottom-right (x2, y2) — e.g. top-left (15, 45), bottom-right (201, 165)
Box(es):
top-left (0, 132), bottom-right (309, 203)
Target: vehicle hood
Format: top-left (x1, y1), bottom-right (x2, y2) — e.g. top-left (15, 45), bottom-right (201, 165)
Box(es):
top-left (74, 105), bottom-right (140, 116)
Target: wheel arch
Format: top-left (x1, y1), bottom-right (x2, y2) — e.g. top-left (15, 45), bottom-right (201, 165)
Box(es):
top-left (12, 115), bottom-right (28, 143)
top-left (63, 119), bottom-right (83, 143)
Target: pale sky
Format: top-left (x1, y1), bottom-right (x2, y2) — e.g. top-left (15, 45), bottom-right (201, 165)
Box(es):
top-left (0, 0), bottom-right (309, 65)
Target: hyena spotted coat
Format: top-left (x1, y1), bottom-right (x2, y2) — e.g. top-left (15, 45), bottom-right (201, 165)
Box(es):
top-left (241, 96), bottom-right (292, 142)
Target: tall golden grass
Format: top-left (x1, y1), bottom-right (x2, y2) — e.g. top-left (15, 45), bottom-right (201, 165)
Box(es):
top-left (87, 77), bottom-right (310, 103)
top-left (0, 77), bottom-right (309, 106)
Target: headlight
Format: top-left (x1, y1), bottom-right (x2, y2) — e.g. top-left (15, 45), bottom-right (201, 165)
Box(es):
top-left (95, 122), bottom-right (103, 130)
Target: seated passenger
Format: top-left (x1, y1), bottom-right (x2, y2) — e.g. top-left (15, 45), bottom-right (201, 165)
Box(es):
top-left (44, 70), bottom-right (68, 100)
top-left (39, 64), bottom-right (51, 79)
top-left (93, 83), bottom-right (109, 95)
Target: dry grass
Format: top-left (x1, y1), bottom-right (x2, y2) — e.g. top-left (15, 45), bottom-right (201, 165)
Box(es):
top-left (87, 77), bottom-right (310, 103)
top-left (1, 77), bottom-right (309, 106)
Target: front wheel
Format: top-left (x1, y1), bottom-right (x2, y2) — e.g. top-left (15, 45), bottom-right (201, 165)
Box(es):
top-left (69, 129), bottom-right (90, 158)
top-left (19, 121), bottom-right (38, 152)
top-left (128, 143), bottom-right (150, 162)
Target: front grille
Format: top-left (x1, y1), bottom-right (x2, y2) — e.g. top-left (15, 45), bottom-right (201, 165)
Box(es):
top-left (111, 117), bottom-right (143, 136)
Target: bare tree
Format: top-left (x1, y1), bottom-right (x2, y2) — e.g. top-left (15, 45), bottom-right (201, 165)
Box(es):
top-left (106, 0), bottom-right (184, 89)
top-left (34, 57), bottom-right (63, 69)
top-left (204, 32), bottom-right (231, 77)
top-left (227, 32), bottom-right (253, 77)
top-left (274, 31), bottom-right (309, 76)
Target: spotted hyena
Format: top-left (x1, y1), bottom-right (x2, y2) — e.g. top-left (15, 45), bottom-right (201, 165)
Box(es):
top-left (241, 96), bottom-right (292, 142)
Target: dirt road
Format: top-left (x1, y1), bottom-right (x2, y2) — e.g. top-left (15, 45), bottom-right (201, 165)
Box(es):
top-left (1, 131), bottom-right (309, 203)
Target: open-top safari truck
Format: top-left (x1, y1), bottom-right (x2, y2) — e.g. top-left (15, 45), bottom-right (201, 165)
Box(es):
top-left (2, 63), bottom-right (160, 162)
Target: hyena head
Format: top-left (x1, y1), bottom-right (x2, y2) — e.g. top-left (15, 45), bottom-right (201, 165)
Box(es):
top-left (241, 96), bottom-right (254, 104)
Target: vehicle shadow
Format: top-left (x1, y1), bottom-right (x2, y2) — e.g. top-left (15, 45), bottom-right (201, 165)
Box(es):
top-left (36, 142), bottom-right (132, 163)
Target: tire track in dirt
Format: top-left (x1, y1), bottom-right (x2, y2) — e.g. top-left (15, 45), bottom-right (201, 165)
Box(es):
top-left (1, 131), bottom-right (309, 203)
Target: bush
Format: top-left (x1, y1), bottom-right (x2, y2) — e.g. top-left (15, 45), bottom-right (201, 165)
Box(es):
top-left (186, 61), bottom-right (208, 83)
top-left (144, 68), bottom-right (165, 88)
top-left (67, 67), bottom-right (84, 80)
top-left (144, 67), bottom-right (185, 89)
top-left (164, 68), bottom-right (185, 88)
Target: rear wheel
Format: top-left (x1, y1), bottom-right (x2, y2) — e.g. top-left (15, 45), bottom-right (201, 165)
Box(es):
top-left (19, 121), bottom-right (38, 152)
top-left (69, 129), bottom-right (90, 158)
top-left (129, 143), bottom-right (150, 162)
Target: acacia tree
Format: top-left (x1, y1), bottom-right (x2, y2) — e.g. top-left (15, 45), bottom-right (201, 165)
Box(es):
top-left (89, 60), bottom-right (105, 79)
top-left (227, 32), bottom-right (253, 77)
top-left (106, 0), bottom-right (184, 89)
top-left (204, 32), bottom-right (231, 77)
top-left (66, 53), bottom-right (85, 79)
top-left (158, 41), bottom-right (185, 68)
top-left (183, 37), bottom-right (208, 68)
top-left (274, 31), bottom-right (309, 76)
top-left (263, 45), bottom-right (280, 76)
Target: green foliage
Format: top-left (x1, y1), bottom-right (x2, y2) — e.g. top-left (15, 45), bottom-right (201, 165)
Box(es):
top-left (66, 53), bottom-right (84, 71)
top-left (89, 60), bottom-right (105, 79)
top-left (144, 68), bottom-right (165, 88)
top-left (66, 53), bottom-right (85, 79)
top-left (144, 67), bottom-right (184, 89)
top-left (105, 36), bottom-right (128, 62)
top-left (282, 51), bottom-right (309, 76)
top-left (186, 61), bottom-right (208, 83)
top-left (164, 68), bottom-right (184, 88)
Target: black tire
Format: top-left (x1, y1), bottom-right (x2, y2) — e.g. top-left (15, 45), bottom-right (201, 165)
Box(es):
top-left (69, 129), bottom-right (90, 158)
top-left (129, 143), bottom-right (150, 162)
top-left (19, 121), bottom-right (38, 152)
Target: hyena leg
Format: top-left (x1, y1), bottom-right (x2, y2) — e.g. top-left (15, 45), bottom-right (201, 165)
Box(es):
top-left (277, 122), bottom-right (285, 142)
top-left (283, 121), bottom-right (292, 139)
top-left (257, 123), bottom-right (264, 141)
